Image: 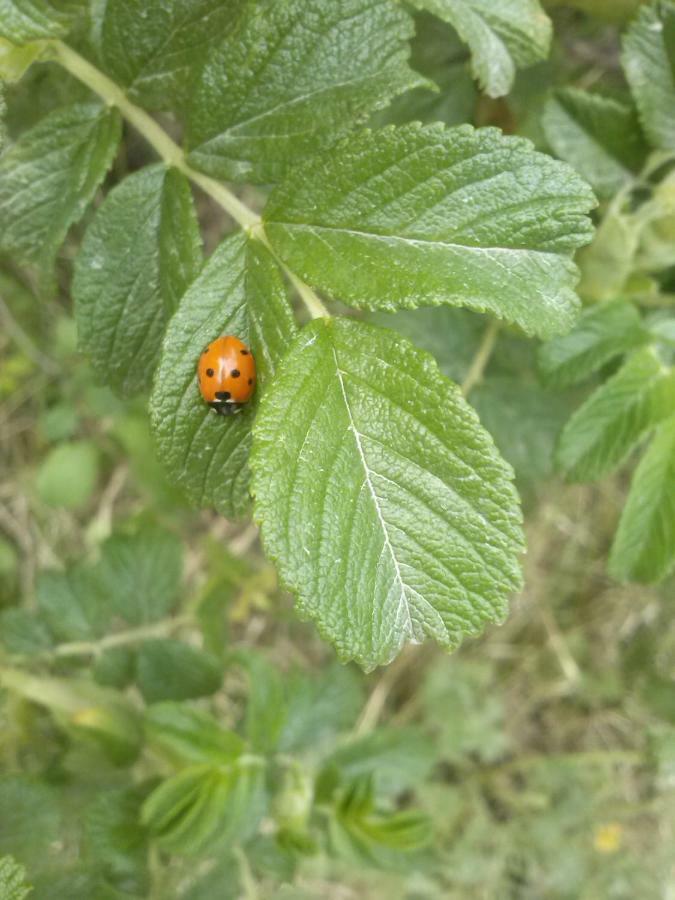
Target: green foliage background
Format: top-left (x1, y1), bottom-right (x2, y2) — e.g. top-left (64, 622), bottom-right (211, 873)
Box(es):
top-left (1, 0), bottom-right (674, 897)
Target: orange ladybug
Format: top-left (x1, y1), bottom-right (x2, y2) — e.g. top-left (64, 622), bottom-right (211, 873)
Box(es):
top-left (198, 336), bottom-right (256, 415)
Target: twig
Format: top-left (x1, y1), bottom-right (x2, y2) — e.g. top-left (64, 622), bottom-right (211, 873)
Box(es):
top-left (461, 320), bottom-right (500, 396)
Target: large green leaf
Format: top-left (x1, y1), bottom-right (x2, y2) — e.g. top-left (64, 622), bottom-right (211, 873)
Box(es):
top-left (622, 0), bottom-right (675, 151)
top-left (149, 233), bottom-right (296, 519)
top-left (0, 0), bottom-right (82, 42)
top-left (186, 0), bottom-right (425, 184)
top-left (73, 165), bottom-right (202, 397)
top-left (264, 124), bottom-right (596, 339)
top-left (556, 348), bottom-right (675, 481)
top-left (539, 300), bottom-right (649, 387)
top-left (542, 89), bottom-right (646, 198)
top-left (408, 0), bottom-right (551, 97)
top-left (609, 414), bottom-right (675, 583)
top-left (251, 317), bottom-right (524, 670)
top-left (99, 0), bottom-right (247, 112)
top-left (0, 102), bottom-right (120, 272)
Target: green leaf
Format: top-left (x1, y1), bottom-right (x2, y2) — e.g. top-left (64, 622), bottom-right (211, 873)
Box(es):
top-left (622, 0), bottom-right (675, 151)
top-left (96, 525), bottom-right (183, 625)
top-left (73, 165), bottom-right (202, 397)
top-left (149, 233), bottom-right (296, 519)
top-left (37, 565), bottom-right (110, 642)
top-left (251, 317), bottom-right (524, 670)
top-left (609, 414), bottom-right (675, 583)
top-left (35, 440), bottom-right (100, 509)
top-left (145, 702), bottom-right (245, 765)
top-left (408, 0), bottom-right (551, 98)
top-left (0, 0), bottom-right (82, 42)
top-left (186, 0), bottom-right (425, 184)
top-left (100, 0), bottom-right (247, 112)
top-left (83, 788), bottom-right (148, 895)
top-left (0, 777), bottom-right (61, 874)
top-left (539, 300), bottom-right (649, 387)
top-left (556, 348), bottom-right (675, 481)
top-left (136, 639), bottom-right (223, 702)
top-left (0, 102), bottom-right (120, 272)
top-left (0, 608), bottom-right (52, 655)
top-left (0, 856), bottom-right (31, 900)
top-left (141, 759), bottom-right (266, 855)
top-left (542, 89), bottom-right (646, 198)
top-left (264, 124), bottom-right (596, 339)
top-left (230, 651), bottom-right (287, 755)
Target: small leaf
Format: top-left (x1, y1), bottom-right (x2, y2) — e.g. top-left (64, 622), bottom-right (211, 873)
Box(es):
top-left (622, 0), bottom-right (675, 151)
top-left (542, 89), bottom-right (647, 198)
top-left (35, 440), bottom-right (100, 509)
top-left (73, 165), bottom-right (202, 397)
top-left (0, 855), bottom-right (31, 900)
top-left (100, 0), bottom-right (247, 112)
top-left (141, 759), bottom-right (266, 855)
top-left (0, 608), bottom-right (52, 655)
top-left (0, 777), bottom-right (61, 874)
top-left (251, 317), bottom-right (524, 670)
top-left (408, 0), bottom-right (552, 97)
top-left (0, 102), bottom-right (120, 272)
top-left (136, 639), bottom-right (223, 702)
top-left (150, 233), bottom-right (296, 519)
top-left (556, 348), bottom-right (675, 481)
top-left (83, 788), bottom-right (148, 895)
top-left (609, 414), bottom-right (675, 583)
top-left (37, 565), bottom-right (110, 642)
top-left (145, 702), bottom-right (245, 765)
top-left (0, 0), bottom-right (82, 42)
top-left (230, 651), bottom-right (287, 755)
top-left (265, 123), bottom-right (596, 339)
top-left (186, 0), bottom-right (425, 184)
top-left (96, 524), bottom-right (183, 625)
top-left (539, 300), bottom-right (649, 387)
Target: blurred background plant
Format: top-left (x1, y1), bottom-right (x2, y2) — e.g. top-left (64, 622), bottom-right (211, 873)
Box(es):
top-left (1, 0), bottom-right (674, 898)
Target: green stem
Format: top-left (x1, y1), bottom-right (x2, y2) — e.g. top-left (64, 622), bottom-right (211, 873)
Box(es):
top-left (461, 320), bottom-right (500, 396)
top-left (41, 615), bottom-right (193, 660)
top-left (48, 40), bottom-right (330, 319)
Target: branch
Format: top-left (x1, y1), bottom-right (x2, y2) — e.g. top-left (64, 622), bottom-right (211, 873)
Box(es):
top-left (461, 320), bottom-right (500, 396)
top-left (47, 40), bottom-right (329, 320)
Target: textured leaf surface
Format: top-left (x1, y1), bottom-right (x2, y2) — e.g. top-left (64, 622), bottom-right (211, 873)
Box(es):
top-left (609, 414), bottom-right (675, 583)
top-left (100, 0), bottom-right (246, 111)
top-left (556, 348), bottom-right (675, 481)
top-left (539, 300), bottom-right (648, 387)
top-left (622, 0), bottom-right (675, 150)
top-left (150, 233), bottom-right (296, 519)
top-left (251, 317), bottom-right (524, 670)
top-left (0, 0), bottom-right (82, 42)
top-left (409, 0), bottom-right (551, 97)
top-left (0, 102), bottom-right (120, 270)
top-left (542, 89), bottom-right (646, 198)
top-left (73, 165), bottom-right (202, 397)
top-left (265, 124), bottom-right (596, 339)
top-left (186, 0), bottom-right (424, 183)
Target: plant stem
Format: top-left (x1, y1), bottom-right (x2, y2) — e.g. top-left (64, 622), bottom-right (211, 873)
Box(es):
top-left (461, 320), bottom-right (500, 396)
top-left (44, 615), bottom-right (193, 660)
top-left (48, 40), bottom-right (329, 320)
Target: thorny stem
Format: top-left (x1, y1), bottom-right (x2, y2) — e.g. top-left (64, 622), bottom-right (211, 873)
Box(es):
top-left (461, 319), bottom-right (500, 396)
top-left (48, 40), bottom-right (329, 320)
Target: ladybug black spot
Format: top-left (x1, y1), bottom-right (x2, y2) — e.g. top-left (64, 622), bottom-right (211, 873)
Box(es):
top-left (206, 368), bottom-right (214, 377)
top-left (231, 369), bottom-right (240, 378)
top-left (240, 349), bottom-right (249, 355)
top-left (248, 378), bottom-right (253, 385)
top-left (215, 391), bottom-right (231, 401)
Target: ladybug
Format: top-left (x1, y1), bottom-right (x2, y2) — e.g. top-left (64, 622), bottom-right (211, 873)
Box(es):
top-left (198, 335), bottom-right (256, 415)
